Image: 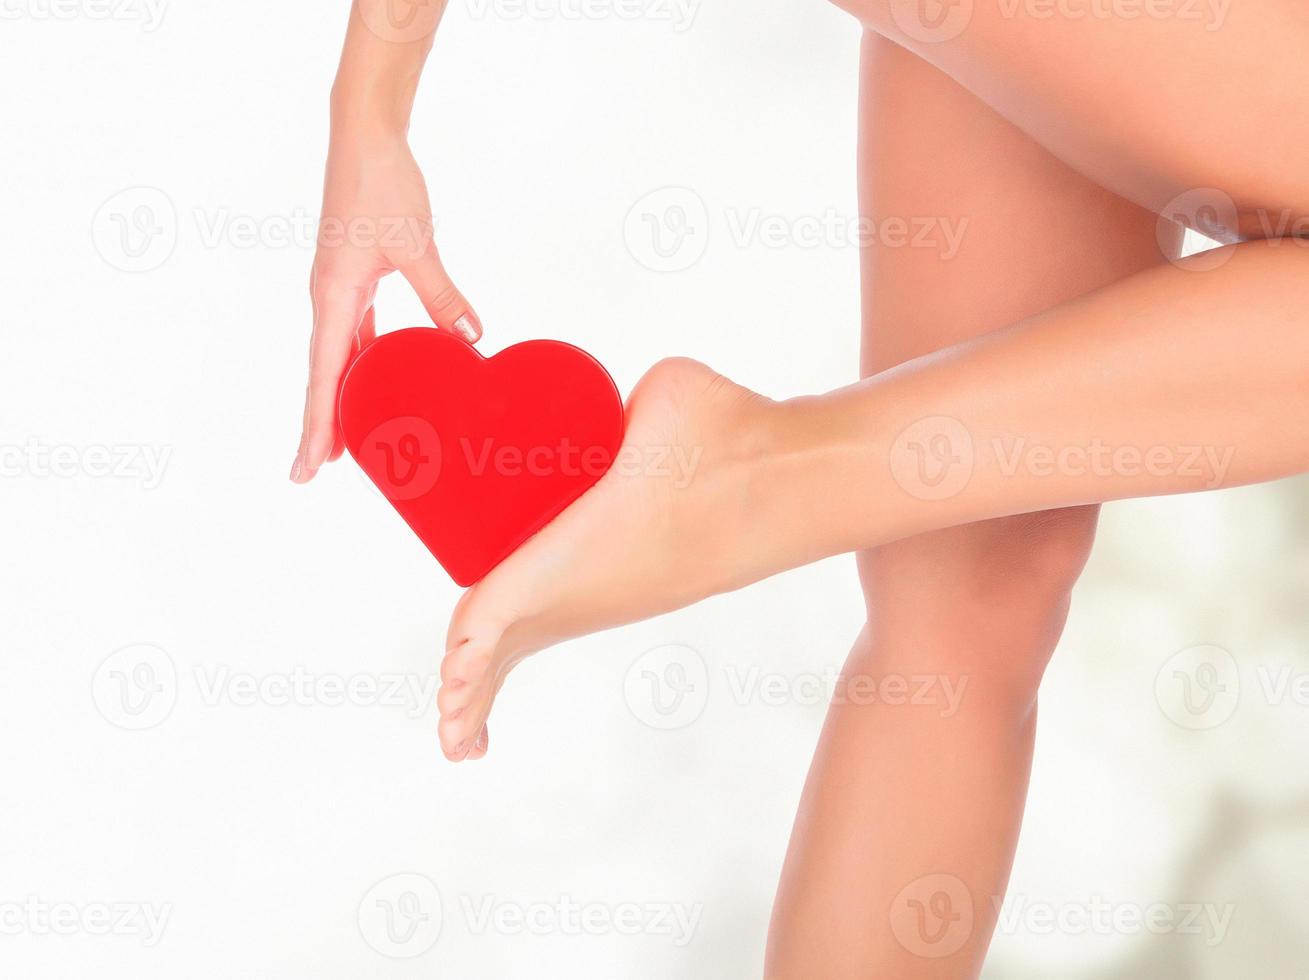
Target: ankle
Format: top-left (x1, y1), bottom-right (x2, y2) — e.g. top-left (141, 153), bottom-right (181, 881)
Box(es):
top-left (729, 393), bottom-right (868, 572)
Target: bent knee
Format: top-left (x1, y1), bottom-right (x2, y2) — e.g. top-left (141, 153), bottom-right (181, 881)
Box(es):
top-left (969, 507), bottom-right (1100, 602)
top-left (856, 508), bottom-right (1098, 698)
top-left (859, 506), bottom-right (1099, 625)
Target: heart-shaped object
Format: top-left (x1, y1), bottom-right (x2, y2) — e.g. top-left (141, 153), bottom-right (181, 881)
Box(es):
top-left (338, 328), bottom-right (625, 586)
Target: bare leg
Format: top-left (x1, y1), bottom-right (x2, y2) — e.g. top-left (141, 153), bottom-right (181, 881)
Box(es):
top-left (434, 8), bottom-right (1309, 757)
top-left (436, 219), bottom-right (1309, 759)
top-left (835, 0), bottom-right (1309, 238)
top-left (765, 35), bottom-right (1172, 978)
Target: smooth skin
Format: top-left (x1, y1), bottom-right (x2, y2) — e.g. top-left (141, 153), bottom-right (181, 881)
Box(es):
top-left (291, 0), bottom-right (481, 485)
top-left (296, 0), bottom-right (1309, 974)
top-left (765, 35), bottom-right (1180, 978)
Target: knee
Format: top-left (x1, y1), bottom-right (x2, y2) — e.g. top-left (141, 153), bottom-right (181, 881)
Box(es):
top-left (962, 506), bottom-right (1100, 610)
top-left (858, 507), bottom-right (1099, 698)
top-left (953, 509), bottom-right (1099, 696)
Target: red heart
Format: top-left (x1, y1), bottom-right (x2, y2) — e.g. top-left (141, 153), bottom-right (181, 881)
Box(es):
top-left (338, 328), bottom-right (625, 586)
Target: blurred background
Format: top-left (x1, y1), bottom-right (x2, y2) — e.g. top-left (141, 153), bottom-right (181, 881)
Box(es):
top-left (3, 0), bottom-right (1308, 975)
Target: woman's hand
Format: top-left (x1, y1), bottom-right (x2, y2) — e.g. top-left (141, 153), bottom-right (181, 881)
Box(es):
top-left (291, 138), bottom-right (481, 483)
top-left (291, 0), bottom-right (473, 484)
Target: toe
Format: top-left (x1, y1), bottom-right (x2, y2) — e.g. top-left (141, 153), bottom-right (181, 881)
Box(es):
top-left (438, 711), bottom-right (480, 761)
top-left (466, 724), bottom-right (489, 761)
top-left (436, 679), bottom-right (471, 719)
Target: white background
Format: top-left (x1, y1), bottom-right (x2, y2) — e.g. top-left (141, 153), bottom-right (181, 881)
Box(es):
top-left (3, 0), bottom-right (1309, 976)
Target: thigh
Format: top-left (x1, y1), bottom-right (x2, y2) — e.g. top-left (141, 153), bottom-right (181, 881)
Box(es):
top-left (841, 2), bottom-right (1309, 239)
top-left (855, 31), bottom-right (1175, 603)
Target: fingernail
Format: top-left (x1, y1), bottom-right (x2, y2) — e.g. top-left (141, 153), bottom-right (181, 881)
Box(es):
top-left (289, 454), bottom-right (303, 482)
top-left (453, 313), bottom-right (480, 343)
top-left (303, 437), bottom-right (324, 472)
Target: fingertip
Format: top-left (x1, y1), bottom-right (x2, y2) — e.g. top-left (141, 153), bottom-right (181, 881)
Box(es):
top-left (289, 452), bottom-right (314, 484)
top-left (303, 426), bottom-right (334, 472)
top-left (452, 312), bottom-right (481, 344)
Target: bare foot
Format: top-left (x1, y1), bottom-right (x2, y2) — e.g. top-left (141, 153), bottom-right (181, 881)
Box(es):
top-left (436, 357), bottom-right (775, 761)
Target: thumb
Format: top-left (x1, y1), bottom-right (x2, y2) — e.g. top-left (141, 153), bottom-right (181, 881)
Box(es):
top-left (400, 248), bottom-right (482, 344)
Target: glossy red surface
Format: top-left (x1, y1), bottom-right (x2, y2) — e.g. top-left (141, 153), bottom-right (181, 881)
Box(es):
top-left (338, 328), bottom-right (625, 586)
